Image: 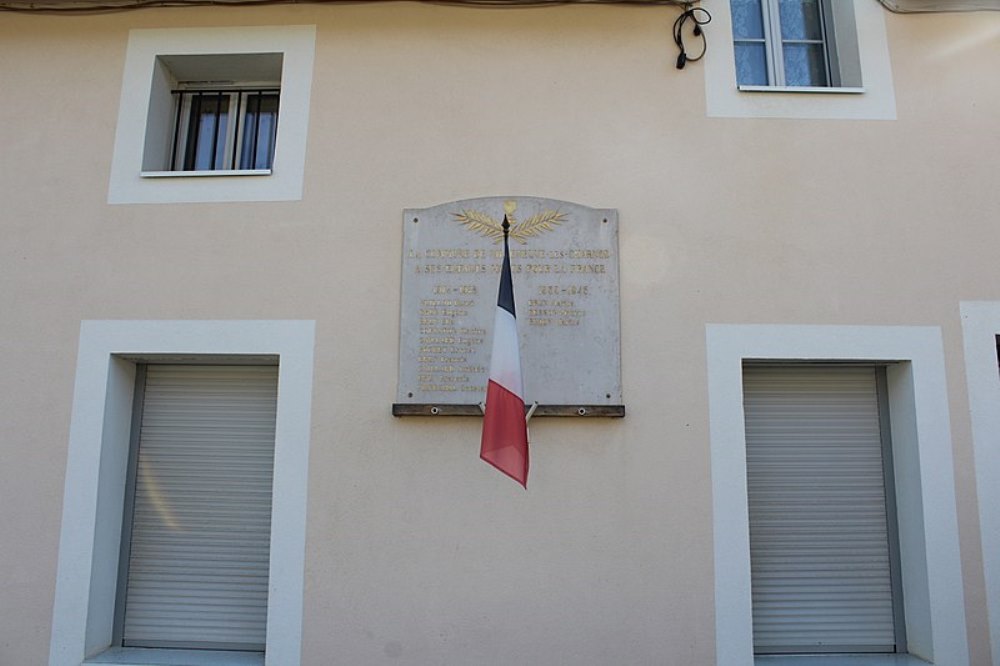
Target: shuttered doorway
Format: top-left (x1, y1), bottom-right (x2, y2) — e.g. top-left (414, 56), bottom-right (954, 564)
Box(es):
top-left (118, 364), bottom-right (278, 651)
top-left (742, 364), bottom-right (904, 654)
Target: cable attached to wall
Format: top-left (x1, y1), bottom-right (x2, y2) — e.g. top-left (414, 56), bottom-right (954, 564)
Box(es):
top-left (1, 0), bottom-right (712, 77)
top-left (672, 2), bottom-right (711, 69)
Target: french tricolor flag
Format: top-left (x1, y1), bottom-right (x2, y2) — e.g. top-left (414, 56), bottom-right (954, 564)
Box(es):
top-left (480, 216), bottom-right (529, 487)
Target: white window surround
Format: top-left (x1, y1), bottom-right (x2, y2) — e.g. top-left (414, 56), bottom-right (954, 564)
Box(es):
top-left (959, 301), bottom-right (1000, 666)
top-left (707, 324), bottom-right (969, 666)
top-left (703, 0), bottom-right (897, 120)
top-left (49, 320), bottom-right (315, 666)
top-left (108, 26), bottom-right (315, 204)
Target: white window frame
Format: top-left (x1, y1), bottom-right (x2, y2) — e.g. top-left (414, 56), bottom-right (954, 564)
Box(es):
top-left (108, 26), bottom-right (315, 204)
top-left (48, 320), bottom-right (315, 666)
top-left (732, 0), bottom-right (849, 90)
top-left (959, 301), bottom-right (1000, 666)
top-left (703, 0), bottom-right (896, 120)
top-left (168, 84), bottom-right (281, 173)
top-left (707, 324), bottom-right (969, 666)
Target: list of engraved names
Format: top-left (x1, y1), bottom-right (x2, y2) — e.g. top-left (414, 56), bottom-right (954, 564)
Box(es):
top-left (412, 247), bottom-right (610, 397)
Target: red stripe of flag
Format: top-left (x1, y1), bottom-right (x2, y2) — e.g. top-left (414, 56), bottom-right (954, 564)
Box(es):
top-left (480, 215), bottom-right (529, 487)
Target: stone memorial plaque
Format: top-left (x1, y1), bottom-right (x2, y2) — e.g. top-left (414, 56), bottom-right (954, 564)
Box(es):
top-left (394, 197), bottom-right (622, 416)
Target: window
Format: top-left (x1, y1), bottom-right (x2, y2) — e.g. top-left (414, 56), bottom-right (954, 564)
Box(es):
top-left (707, 324), bottom-right (970, 666)
top-left (149, 53), bottom-right (282, 174)
top-left (48, 321), bottom-right (315, 666)
top-left (108, 26), bottom-right (315, 204)
top-left (704, 0), bottom-right (894, 119)
top-left (171, 89), bottom-right (279, 172)
top-left (743, 364), bottom-right (905, 655)
top-left (116, 365), bottom-right (277, 652)
top-left (730, 0), bottom-right (861, 88)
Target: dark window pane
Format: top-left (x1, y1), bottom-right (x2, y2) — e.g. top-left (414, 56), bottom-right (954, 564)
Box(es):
top-left (735, 42), bottom-right (769, 86)
top-left (778, 0), bottom-right (824, 41)
top-left (731, 0), bottom-right (765, 39)
top-left (240, 94), bottom-right (279, 170)
top-left (184, 94), bottom-right (229, 171)
top-left (239, 94), bottom-right (260, 170)
top-left (783, 42), bottom-right (828, 86)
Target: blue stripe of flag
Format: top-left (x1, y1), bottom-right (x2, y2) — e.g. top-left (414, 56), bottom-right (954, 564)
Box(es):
top-left (498, 216), bottom-right (516, 317)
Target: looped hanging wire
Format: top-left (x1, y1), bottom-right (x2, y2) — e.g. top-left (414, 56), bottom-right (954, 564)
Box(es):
top-left (673, 3), bottom-right (711, 69)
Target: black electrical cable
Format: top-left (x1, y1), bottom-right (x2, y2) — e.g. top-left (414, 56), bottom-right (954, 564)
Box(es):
top-left (672, 3), bottom-right (710, 69)
top-left (3, 0), bottom-right (996, 12)
top-left (0, 0), bottom-right (698, 11)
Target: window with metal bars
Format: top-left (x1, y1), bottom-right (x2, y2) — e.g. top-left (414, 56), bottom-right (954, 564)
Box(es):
top-left (171, 88), bottom-right (279, 172)
top-left (730, 0), bottom-right (860, 88)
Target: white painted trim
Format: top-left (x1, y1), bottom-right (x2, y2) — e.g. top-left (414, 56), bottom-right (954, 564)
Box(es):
top-left (86, 646), bottom-right (262, 665)
top-left (707, 324), bottom-right (968, 666)
top-left (703, 0), bottom-right (897, 120)
top-left (108, 26), bottom-right (315, 204)
top-left (737, 86), bottom-right (866, 94)
top-left (140, 170), bottom-right (272, 178)
top-left (49, 320), bottom-right (316, 666)
top-left (756, 656), bottom-right (931, 666)
top-left (960, 302), bottom-right (1000, 666)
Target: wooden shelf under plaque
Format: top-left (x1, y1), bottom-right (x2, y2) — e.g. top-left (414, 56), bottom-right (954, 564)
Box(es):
top-left (391, 403), bottom-right (625, 417)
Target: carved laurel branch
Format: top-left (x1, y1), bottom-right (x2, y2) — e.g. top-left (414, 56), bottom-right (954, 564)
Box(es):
top-left (510, 210), bottom-right (566, 243)
top-left (452, 210), bottom-right (505, 242)
top-left (452, 209), bottom-right (566, 244)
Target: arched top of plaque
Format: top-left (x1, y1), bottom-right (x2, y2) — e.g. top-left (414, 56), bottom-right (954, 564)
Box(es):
top-left (406, 196), bottom-right (617, 246)
top-left (395, 196), bottom-right (622, 417)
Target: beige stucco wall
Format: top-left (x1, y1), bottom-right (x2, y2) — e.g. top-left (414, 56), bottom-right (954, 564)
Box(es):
top-left (1, 4), bottom-right (999, 665)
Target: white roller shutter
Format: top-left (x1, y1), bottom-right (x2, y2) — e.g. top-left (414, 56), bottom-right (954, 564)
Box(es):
top-left (743, 365), bottom-right (899, 654)
top-left (121, 365), bottom-right (277, 651)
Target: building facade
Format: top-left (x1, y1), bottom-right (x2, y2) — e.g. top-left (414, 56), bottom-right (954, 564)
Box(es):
top-left (1, 1), bottom-right (999, 664)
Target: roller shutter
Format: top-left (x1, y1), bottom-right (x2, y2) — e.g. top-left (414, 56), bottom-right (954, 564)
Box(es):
top-left (743, 365), bottom-right (900, 654)
top-left (121, 364), bottom-right (277, 651)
